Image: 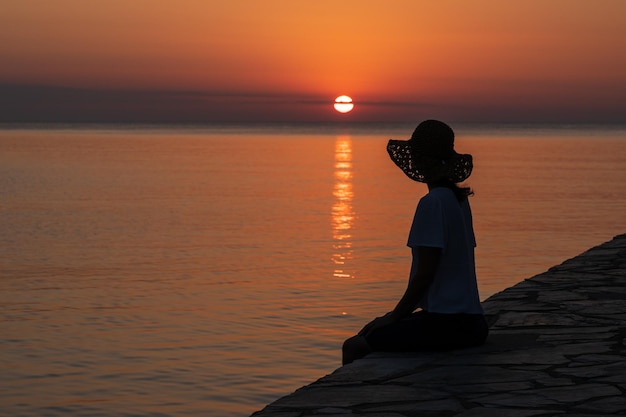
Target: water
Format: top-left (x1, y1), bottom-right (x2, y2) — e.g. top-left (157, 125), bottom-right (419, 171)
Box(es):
top-left (1, 123), bottom-right (626, 416)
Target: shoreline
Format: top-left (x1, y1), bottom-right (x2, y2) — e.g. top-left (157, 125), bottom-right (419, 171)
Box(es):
top-left (251, 233), bottom-right (626, 416)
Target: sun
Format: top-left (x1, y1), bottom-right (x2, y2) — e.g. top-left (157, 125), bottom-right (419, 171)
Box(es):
top-left (333, 95), bottom-right (354, 113)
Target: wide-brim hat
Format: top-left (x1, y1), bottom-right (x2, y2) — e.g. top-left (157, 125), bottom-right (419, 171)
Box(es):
top-left (387, 120), bottom-right (473, 183)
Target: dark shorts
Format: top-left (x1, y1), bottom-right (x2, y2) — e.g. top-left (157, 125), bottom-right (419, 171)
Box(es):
top-left (364, 311), bottom-right (489, 352)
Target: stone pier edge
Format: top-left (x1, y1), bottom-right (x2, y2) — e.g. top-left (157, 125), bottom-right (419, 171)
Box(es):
top-left (251, 233), bottom-right (626, 417)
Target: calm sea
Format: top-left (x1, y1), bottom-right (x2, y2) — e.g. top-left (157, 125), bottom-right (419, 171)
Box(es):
top-left (1, 123), bottom-right (626, 416)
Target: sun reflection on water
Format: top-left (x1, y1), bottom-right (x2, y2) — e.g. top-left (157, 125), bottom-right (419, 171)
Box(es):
top-left (331, 135), bottom-right (355, 278)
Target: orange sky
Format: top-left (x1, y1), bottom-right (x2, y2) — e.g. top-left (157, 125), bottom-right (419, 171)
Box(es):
top-left (1, 0), bottom-right (625, 122)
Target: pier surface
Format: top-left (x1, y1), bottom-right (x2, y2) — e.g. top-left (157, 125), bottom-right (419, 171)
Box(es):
top-left (251, 234), bottom-right (626, 416)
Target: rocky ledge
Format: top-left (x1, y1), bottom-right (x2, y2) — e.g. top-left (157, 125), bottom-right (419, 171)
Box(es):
top-left (252, 234), bottom-right (626, 417)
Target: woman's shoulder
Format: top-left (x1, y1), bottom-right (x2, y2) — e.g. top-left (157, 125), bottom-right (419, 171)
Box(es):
top-left (417, 188), bottom-right (449, 213)
top-left (421, 187), bottom-right (471, 213)
top-left (425, 187), bottom-right (456, 202)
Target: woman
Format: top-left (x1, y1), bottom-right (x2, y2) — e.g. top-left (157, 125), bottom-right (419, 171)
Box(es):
top-left (342, 120), bottom-right (488, 365)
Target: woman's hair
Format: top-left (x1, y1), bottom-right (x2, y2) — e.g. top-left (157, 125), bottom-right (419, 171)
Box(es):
top-left (453, 183), bottom-right (474, 202)
top-left (432, 180), bottom-right (474, 202)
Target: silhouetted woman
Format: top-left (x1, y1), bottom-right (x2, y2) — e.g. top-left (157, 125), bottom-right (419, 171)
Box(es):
top-left (342, 120), bottom-right (488, 365)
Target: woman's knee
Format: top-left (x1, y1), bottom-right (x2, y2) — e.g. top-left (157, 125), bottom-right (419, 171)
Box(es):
top-left (343, 335), bottom-right (366, 349)
top-left (342, 335), bottom-right (372, 365)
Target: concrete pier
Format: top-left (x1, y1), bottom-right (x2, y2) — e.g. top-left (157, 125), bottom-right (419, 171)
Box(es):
top-left (251, 233), bottom-right (626, 416)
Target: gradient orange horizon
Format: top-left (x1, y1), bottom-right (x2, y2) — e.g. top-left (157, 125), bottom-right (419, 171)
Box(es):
top-left (1, 1), bottom-right (625, 122)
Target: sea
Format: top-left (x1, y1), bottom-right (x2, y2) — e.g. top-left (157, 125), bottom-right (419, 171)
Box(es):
top-left (1, 122), bottom-right (626, 416)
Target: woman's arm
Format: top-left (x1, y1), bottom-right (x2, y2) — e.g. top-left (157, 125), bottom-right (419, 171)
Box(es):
top-left (388, 245), bottom-right (441, 320)
top-left (359, 246), bottom-right (441, 336)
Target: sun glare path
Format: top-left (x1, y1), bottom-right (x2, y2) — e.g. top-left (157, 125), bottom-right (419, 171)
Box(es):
top-left (333, 95), bottom-right (354, 113)
top-left (332, 135), bottom-right (355, 279)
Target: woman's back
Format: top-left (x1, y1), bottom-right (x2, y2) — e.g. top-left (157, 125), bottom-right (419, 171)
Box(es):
top-left (408, 186), bottom-right (482, 314)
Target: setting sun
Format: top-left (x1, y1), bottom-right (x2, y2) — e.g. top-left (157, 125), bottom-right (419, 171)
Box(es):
top-left (333, 96), bottom-right (354, 114)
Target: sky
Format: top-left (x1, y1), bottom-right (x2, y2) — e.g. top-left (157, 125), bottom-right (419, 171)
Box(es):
top-left (1, 0), bottom-right (625, 123)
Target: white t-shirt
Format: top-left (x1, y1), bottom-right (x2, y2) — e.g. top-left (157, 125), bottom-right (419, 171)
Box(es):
top-left (407, 187), bottom-right (483, 314)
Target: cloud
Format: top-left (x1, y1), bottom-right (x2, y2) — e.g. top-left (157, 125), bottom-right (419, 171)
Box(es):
top-left (1, 83), bottom-right (624, 124)
top-left (0, 84), bottom-right (334, 123)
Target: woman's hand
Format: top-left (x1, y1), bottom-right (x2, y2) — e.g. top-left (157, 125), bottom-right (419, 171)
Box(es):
top-left (358, 312), bottom-right (397, 338)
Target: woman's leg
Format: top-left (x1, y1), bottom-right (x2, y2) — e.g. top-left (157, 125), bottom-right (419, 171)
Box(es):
top-left (342, 335), bottom-right (372, 365)
top-left (343, 312), bottom-right (488, 365)
top-left (365, 312), bottom-right (488, 352)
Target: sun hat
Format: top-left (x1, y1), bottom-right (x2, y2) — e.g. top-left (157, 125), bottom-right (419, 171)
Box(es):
top-left (387, 120), bottom-right (473, 183)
